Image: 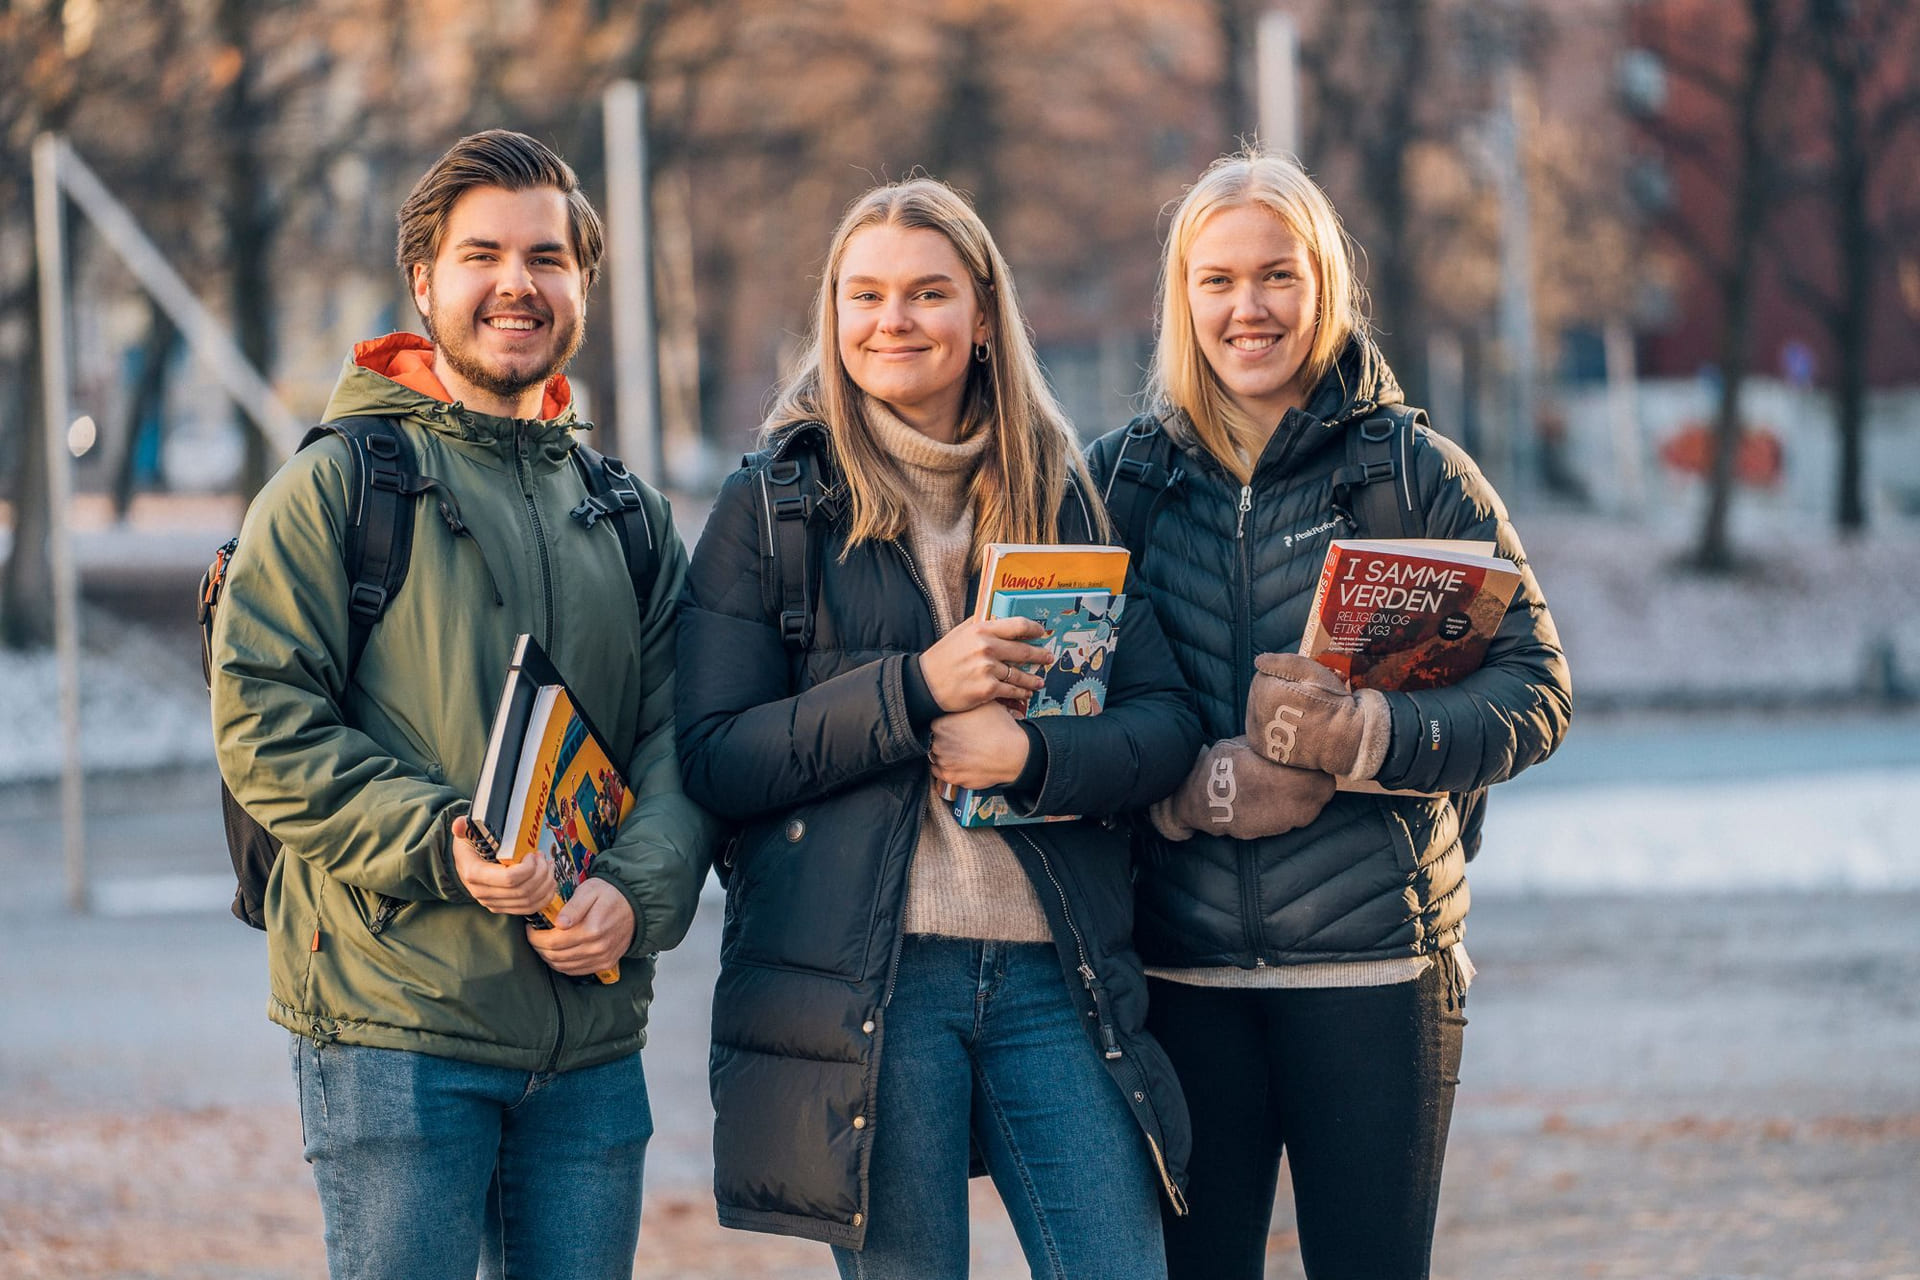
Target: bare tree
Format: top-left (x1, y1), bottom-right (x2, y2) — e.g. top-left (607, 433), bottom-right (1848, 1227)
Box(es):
top-left (1635, 0), bottom-right (1790, 572)
top-left (210, 0), bottom-right (396, 497)
top-left (1774, 0), bottom-right (1920, 535)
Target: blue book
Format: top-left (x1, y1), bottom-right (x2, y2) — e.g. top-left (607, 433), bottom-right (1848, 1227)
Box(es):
top-left (952, 590), bottom-right (1125, 828)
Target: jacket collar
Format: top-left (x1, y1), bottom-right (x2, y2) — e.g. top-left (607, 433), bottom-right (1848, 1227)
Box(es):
top-left (323, 333), bottom-right (582, 462)
top-left (1157, 335), bottom-right (1406, 484)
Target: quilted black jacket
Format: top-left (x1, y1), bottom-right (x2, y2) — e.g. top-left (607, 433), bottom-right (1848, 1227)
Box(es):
top-left (1084, 339), bottom-right (1573, 969)
top-left (676, 423), bottom-right (1203, 1248)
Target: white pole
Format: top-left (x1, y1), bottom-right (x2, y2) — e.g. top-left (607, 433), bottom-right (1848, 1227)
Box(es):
top-left (1604, 319), bottom-right (1644, 516)
top-left (33, 134), bottom-right (87, 915)
top-left (1494, 65), bottom-right (1537, 499)
top-left (604, 80), bottom-right (661, 484)
top-left (1428, 331), bottom-right (1466, 440)
top-left (1256, 11), bottom-right (1302, 159)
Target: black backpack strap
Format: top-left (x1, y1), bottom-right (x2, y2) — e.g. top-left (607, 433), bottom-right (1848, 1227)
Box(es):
top-left (1100, 414), bottom-right (1183, 564)
top-left (1330, 404), bottom-right (1425, 540)
top-left (1329, 404), bottom-right (1493, 861)
top-left (745, 440), bottom-right (833, 652)
top-left (299, 416), bottom-right (419, 670)
top-left (568, 442), bottom-right (662, 606)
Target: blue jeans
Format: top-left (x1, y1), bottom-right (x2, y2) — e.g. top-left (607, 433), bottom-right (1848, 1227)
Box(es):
top-left (833, 937), bottom-right (1166, 1280)
top-left (289, 1036), bottom-right (652, 1279)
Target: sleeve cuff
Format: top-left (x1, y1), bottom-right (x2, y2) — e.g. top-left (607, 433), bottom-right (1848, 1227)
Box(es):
top-left (998, 720), bottom-right (1051, 818)
top-left (902, 654), bottom-right (941, 731)
top-left (1011, 720), bottom-right (1048, 793)
top-left (435, 803), bottom-right (477, 904)
top-left (590, 869), bottom-right (655, 959)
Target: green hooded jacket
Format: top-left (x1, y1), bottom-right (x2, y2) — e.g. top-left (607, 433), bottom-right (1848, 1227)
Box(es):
top-left (211, 333), bottom-right (718, 1071)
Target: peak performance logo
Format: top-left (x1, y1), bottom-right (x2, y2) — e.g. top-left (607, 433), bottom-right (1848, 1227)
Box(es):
top-left (1281, 518), bottom-right (1340, 550)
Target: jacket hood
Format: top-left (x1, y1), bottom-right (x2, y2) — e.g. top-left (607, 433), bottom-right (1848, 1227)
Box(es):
top-left (1158, 334), bottom-right (1405, 463)
top-left (323, 333), bottom-right (578, 448)
top-left (1299, 333), bottom-right (1403, 426)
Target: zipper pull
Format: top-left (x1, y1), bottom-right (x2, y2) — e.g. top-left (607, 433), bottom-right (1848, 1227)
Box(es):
top-left (1078, 964), bottom-right (1124, 1060)
top-left (1235, 485), bottom-right (1253, 539)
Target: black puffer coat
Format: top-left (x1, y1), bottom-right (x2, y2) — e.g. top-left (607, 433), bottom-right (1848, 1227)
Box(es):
top-left (676, 423), bottom-right (1203, 1249)
top-left (1085, 340), bottom-right (1572, 969)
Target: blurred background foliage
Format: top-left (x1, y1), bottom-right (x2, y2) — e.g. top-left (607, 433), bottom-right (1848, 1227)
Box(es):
top-left (2, 0), bottom-right (1918, 646)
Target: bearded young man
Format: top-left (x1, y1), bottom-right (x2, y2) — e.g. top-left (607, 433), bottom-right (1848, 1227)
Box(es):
top-left (209, 130), bottom-right (717, 1278)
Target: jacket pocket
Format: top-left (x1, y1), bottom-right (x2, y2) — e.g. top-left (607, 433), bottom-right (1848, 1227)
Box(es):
top-left (1379, 795), bottom-right (1456, 875)
top-left (1378, 802), bottom-right (1421, 874)
top-left (726, 798), bottom-right (894, 981)
top-left (331, 877), bottom-right (411, 939)
top-left (367, 895), bottom-right (408, 936)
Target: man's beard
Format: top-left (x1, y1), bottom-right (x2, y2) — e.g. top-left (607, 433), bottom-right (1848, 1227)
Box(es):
top-left (422, 292), bottom-right (585, 405)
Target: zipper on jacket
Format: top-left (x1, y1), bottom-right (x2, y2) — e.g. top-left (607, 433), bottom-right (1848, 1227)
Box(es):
top-left (1012, 830), bottom-right (1121, 1060)
top-left (891, 541), bottom-right (940, 628)
top-left (1225, 418), bottom-right (1311, 967)
top-left (367, 896), bottom-right (402, 935)
top-left (881, 540), bottom-right (940, 1011)
top-left (539, 964), bottom-right (568, 1073)
top-left (880, 814), bottom-right (925, 1011)
top-left (514, 422), bottom-right (555, 647)
top-left (1231, 484), bottom-right (1266, 965)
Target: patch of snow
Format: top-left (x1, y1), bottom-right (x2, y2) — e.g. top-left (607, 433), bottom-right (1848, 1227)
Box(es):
top-left (1472, 766), bottom-right (1918, 895)
top-left (1518, 507), bottom-right (1920, 702)
top-left (0, 607), bottom-right (212, 783)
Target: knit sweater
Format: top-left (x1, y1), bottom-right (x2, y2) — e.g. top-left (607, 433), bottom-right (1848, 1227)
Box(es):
top-left (862, 397), bottom-right (1051, 943)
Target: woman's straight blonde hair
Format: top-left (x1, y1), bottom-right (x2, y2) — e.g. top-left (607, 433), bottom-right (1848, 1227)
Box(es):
top-left (762, 178), bottom-right (1105, 559)
top-left (1147, 150), bottom-right (1368, 484)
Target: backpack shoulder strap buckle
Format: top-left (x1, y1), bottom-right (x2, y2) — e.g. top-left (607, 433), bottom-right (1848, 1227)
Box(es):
top-left (772, 492), bottom-right (816, 522)
top-left (569, 484), bottom-right (642, 529)
top-left (347, 580), bottom-right (390, 622)
top-left (1332, 408), bottom-right (1420, 540)
top-left (568, 441), bottom-right (663, 602)
top-left (755, 439), bottom-right (828, 652)
top-left (298, 416), bottom-right (420, 667)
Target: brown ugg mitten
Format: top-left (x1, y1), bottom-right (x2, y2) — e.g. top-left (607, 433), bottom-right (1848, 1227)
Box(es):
top-left (1149, 737), bottom-right (1337, 841)
top-left (1245, 653), bottom-right (1391, 781)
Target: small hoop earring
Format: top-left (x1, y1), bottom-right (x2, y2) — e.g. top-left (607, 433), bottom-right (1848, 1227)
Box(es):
top-left (973, 342), bottom-right (991, 364)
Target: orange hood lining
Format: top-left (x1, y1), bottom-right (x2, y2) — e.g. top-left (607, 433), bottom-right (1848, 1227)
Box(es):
top-left (352, 333), bottom-right (573, 421)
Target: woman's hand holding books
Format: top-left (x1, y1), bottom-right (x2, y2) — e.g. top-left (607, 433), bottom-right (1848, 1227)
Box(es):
top-left (921, 616), bottom-right (1051, 711)
top-left (928, 702), bottom-right (1031, 791)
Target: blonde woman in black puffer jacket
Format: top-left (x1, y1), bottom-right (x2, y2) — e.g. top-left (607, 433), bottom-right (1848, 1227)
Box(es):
top-left (1087, 149), bottom-right (1573, 1280)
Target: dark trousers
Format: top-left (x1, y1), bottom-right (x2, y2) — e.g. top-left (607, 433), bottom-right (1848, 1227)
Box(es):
top-left (1146, 965), bottom-right (1466, 1280)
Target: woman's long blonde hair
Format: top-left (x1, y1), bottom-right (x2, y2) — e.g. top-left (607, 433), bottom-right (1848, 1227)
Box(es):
top-left (762, 178), bottom-right (1104, 559)
top-left (1147, 151), bottom-right (1368, 483)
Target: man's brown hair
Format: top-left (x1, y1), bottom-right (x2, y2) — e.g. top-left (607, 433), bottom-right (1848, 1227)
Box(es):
top-left (395, 130), bottom-right (604, 291)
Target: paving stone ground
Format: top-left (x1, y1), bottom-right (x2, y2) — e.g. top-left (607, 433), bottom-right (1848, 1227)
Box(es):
top-left (4, 876), bottom-right (1915, 1279)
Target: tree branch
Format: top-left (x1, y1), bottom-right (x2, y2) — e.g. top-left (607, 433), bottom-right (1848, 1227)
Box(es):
top-left (1655, 203), bottom-right (1732, 282)
top-left (1866, 86), bottom-right (1920, 150)
top-left (1649, 44), bottom-right (1741, 103)
top-left (1767, 231), bottom-right (1844, 327)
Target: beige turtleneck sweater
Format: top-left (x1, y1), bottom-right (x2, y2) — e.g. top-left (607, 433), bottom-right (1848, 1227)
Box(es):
top-left (861, 397), bottom-right (1051, 943)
